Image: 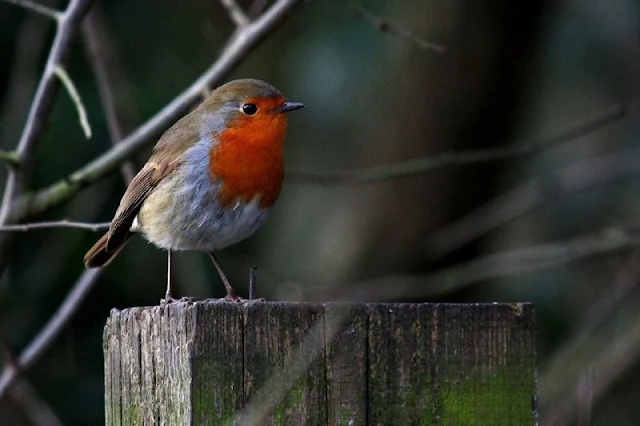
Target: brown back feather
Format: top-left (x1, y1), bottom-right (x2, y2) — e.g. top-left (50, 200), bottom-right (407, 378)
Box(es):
top-left (105, 113), bottom-right (201, 251)
top-left (83, 109), bottom-right (201, 266)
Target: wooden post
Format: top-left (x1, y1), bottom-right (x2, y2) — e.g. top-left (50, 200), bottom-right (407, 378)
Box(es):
top-left (104, 302), bottom-right (536, 425)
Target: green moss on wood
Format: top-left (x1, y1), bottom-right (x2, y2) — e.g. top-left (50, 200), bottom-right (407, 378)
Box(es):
top-left (440, 369), bottom-right (536, 424)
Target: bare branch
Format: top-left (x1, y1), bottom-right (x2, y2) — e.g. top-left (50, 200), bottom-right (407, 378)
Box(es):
top-left (1, 333), bottom-right (62, 425)
top-left (540, 250), bottom-right (640, 421)
top-left (0, 151), bottom-right (20, 167)
top-left (0, 220), bottom-right (110, 232)
top-left (305, 226), bottom-right (638, 301)
top-left (579, 249), bottom-right (640, 336)
top-left (0, 0), bottom-right (94, 263)
top-left (0, 333), bottom-right (18, 368)
top-left (2, 0), bottom-right (92, 167)
top-left (220, 0), bottom-right (250, 28)
top-left (0, 2), bottom-right (57, 154)
top-left (339, 0), bottom-right (446, 53)
top-left (10, 0), bottom-right (303, 220)
top-left (426, 145), bottom-right (640, 258)
top-left (82, 6), bottom-right (137, 182)
top-left (2, 0), bottom-right (61, 20)
top-left (53, 65), bottom-right (92, 139)
top-left (540, 290), bottom-right (640, 426)
top-left (8, 379), bottom-right (62, 426)
top-left (0, 268), bottom-right (103, 399)
top-left (288, 102), bottom-right (636, 184)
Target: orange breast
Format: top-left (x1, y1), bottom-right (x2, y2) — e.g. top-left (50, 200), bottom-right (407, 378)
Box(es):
top-left (209, 104), bottom-right (287, 209)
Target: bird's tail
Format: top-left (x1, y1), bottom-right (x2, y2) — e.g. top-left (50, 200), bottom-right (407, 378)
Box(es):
top-left (83, 232), bottom-right (133, 268)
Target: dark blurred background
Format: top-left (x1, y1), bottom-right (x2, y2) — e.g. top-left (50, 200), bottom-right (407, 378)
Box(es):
top-left (1, 0), bottom-right (640, 424)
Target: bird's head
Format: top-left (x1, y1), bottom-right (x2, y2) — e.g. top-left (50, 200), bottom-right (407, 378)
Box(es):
top-left (202, 79), bottom-right (304, 208)
top-left (200, 79), bottom-right (304, 146)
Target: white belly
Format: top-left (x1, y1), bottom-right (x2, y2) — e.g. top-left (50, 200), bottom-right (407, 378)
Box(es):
top-left (136, 171), bottom-right (270, 251)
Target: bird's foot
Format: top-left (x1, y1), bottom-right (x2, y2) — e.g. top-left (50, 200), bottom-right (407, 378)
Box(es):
top-left (160, 295), bottom-right (198, 304)
top-left (220, 293), bottom-right (266, 303)
top-left (160, 295), bottom-right (176, 304)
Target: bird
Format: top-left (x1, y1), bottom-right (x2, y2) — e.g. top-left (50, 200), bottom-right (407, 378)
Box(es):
top-left (83, 78), bottom-right (304, 302)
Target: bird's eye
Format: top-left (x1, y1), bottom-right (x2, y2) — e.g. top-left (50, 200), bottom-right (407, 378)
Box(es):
top-left (242, 103), bottom-right (258, 115)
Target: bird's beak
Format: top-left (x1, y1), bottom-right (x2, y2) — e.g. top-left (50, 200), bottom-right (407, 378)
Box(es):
top-left (275, 101), bottom-right (305, 113)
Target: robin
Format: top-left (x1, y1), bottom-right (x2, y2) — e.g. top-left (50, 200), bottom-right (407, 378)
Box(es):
top-left (83, 79), bottom-right (304, 301)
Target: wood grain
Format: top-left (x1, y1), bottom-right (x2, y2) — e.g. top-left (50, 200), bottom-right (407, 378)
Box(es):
top-left (104, 302), bottom-right (536, 425)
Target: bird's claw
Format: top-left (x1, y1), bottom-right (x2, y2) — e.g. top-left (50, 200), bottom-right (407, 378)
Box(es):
top-left (221, 294), bottom-right (266, 303)
top-left (160, 296), bottom-right (198, 304)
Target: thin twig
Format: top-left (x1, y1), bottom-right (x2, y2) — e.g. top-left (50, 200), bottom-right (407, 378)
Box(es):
top-left (0, 268), bottom-right (102, 399)
top-left (426, 145), bottom-right (640, 258)
top-left (288, 102), bottom-right (636, 184)
top-left (0, 1), bottom-right (57, 152)
top-left (304, 226), bottom-right (639, 301)
top-left (0, 220), bottom-right (110, 232)
top-left (0, 0), bottom-right (94, 268)
top-left (10, 0), bottom-right (303, 220)
top-left (0, 333), bottom-right (18, 368)
top-left (0, 334), bottom-right (62, 425)
top-left (8, 379), bottom-right (62, 426)
top-left (2, 0), bottom-right (61, 20)
top-left (581, 249), bottom-right (640, 335)
top-left (0, 151), bottom-right (21, 167)
top-left (338, 0), bottom-right (446, 53)
top-left (539, 250), bottom-right (640, 425)
top-left (82, 6), bottom-right (137, 182)
top-left (540, 294), bottom-right (640, 426)
top-left (220, 0), bottom-right (250, 27)
top-left (53, 65), bottom-right (92, 139)
top-left (3, 0), bottom-right (92, 168)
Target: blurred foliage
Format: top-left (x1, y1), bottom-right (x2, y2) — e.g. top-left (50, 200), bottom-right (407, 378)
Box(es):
top-left (1, 0), bottom-right (640, 424)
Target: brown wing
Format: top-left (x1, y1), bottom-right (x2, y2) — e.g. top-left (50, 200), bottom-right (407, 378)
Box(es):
top-left (106, 161), bottom-right (174, 251)
top-left (106, 111), bottom-right (202, 251)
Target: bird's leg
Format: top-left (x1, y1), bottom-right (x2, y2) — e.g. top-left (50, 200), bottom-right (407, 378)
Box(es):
top-left (161, 251), bottom-right (197, 304)
top-left (163, 250), bottom-right (175, 303)
top-left (208, 251), bottom-right (240, 301)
